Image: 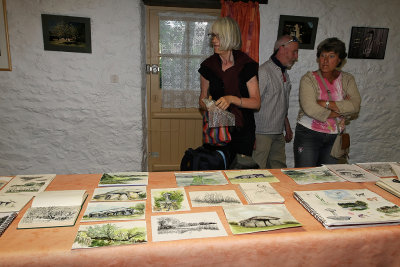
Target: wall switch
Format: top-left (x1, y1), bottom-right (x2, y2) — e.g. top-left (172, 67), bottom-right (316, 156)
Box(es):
top-left (110, 74), bottom-right (119, 83)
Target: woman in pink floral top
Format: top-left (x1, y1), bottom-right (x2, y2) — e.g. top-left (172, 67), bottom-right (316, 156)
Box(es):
top-left (294, 38), bottom-right (361, 167)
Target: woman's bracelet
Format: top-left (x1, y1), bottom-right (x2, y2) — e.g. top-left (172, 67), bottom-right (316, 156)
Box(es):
top-left (239, 98), bottom-right (242, 107)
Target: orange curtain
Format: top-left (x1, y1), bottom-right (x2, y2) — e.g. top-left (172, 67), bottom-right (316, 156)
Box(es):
top-left (221, 0), bottom-right (260, 63)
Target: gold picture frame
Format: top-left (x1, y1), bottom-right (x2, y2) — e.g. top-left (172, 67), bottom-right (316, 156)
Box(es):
top-left (0, 0), bottom-right (11, 71)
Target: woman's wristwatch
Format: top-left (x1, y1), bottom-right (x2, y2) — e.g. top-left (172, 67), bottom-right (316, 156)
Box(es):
top-left (325, 100), bottom-right (330, 109)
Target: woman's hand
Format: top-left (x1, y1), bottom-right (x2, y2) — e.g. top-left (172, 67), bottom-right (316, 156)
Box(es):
top-left (317, 100), bottom-right (339, 113)
top-left (215, 96), bottom-right (234, 110)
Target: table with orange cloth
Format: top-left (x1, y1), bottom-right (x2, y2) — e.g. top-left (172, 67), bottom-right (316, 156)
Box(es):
top-left (1, 170), bottom-right (400, 267)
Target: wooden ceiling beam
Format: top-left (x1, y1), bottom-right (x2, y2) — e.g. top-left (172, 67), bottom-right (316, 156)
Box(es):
top-left (142, 0), bottom-right (268, 9)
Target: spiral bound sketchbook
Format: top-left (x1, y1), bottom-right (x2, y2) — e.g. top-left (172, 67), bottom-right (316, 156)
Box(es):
top-left (294, 189), bottom-right (400, 229)
top-left (0, 212), bottom-right (17, 236)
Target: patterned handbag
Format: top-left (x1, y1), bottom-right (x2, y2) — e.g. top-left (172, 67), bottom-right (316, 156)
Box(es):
top-left (202, 111), bottom-right (231, 145)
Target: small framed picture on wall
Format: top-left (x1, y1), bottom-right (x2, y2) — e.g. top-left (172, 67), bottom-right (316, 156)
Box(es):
top-left (277, 15), bottom-right (319, 49)
top-left (348, 27), bottom-right (389, 59)
top-left (41, 14), bottom-right (92, 53)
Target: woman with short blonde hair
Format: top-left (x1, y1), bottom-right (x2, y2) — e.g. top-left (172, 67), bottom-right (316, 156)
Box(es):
top-left (211, 17), bottom-right (242, 51)
top-left (198, 17), bottom-right (260, 165)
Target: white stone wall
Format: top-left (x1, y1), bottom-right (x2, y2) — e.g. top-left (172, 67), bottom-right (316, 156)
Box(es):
top-left (259, 0), bottom-right (400, 167)
top-left (0, 0), bottom-right (145, 175)
top-left (0, 0), bottom-right (398, 175)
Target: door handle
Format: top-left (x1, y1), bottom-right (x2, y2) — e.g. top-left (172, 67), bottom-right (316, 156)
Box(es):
top-left (146, 64), bottom-right (160, 74)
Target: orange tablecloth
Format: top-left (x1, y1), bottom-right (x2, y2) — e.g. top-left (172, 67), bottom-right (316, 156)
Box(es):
top-left (1, 171), bottom-right (399, 266)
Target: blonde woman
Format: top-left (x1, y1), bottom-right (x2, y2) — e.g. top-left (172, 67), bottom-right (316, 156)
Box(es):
top-left (198, 17), bottom-right (260, 163)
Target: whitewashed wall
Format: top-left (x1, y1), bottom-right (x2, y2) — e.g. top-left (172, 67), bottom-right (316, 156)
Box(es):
top-left (0, 0), bottom-right (398, 175)
top-left (260, 0), bottom-right (400, 167)
top-left (0, 0), bottom-right (146, 175)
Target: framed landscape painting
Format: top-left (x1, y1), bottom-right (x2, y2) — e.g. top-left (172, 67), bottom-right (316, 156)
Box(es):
top-left (41, 14), bottom-right (92, 53)
top-left (277, 15), bottom-right (319, 50)
top-left (0, 0), bottom-right (11, 70)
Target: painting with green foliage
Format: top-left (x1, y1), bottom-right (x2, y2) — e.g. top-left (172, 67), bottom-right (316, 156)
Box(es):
top-left (99, 172), bottom-right (148, 186)
top-left (151, 188), bottom-right (190, 212)
top-left (175, 171), bottom-right (228, 187)
top-left (81, 201), bottom-right (146, 222)
top-left (224, 170), bottom-right (279, 184)
top-left (72, 221), bottom-right (147, 249)
top-left (91, 186), bottom-right (147, 202)
top-left (281, 166), bottom-right (344, 185)
top-left (223, 204), bottom-right (301, 235)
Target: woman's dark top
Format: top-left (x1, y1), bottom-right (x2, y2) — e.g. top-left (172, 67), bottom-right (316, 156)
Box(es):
top-left (198, 50), bottom-right (258, 156)
top-left (198, 50), bottom-right (258, 128)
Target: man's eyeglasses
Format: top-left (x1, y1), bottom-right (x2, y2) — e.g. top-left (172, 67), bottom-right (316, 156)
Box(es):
top-left (281, 36), bottom-right (299, 47)
top-left (208, 33), bottom-right (219, 39)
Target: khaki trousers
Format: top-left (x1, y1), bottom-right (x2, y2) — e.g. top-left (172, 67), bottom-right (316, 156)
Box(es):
top-left (252, 134), bottom-right (287, 169)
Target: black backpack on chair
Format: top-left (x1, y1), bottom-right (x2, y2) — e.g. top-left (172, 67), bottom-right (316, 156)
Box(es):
top-left (180, 145), bottom-right (229, 171)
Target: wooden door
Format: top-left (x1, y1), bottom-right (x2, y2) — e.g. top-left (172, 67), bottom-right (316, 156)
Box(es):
top-left (146, 7), bottom-right (219, 171)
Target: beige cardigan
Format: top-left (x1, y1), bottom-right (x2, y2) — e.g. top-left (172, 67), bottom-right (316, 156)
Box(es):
top-left (297, 71), bottom-right (361, 123)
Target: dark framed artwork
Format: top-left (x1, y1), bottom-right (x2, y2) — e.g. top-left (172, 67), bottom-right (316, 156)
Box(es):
top-left (348, 27), bottom-right (389, 59)
top-left (277, 15), bottom-right (319, 50)
top-left (41, 14), bottom-right (92, 53)
top-left (0, 0), bottom-right (11, 71)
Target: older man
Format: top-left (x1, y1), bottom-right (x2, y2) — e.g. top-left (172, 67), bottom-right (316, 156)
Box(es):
top-left (252, 35), bottom-right (299, 169)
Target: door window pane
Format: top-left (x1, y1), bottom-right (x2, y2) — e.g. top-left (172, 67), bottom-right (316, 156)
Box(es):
top-left (159, 12), bottom-right (217, 108)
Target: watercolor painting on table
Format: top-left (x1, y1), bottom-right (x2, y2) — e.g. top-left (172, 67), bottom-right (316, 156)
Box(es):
top-left (188, 190), bottom-right (242, 207)
top-left (98, 172), bottom-right (149, 186)
top-left (0, 174), bottom-right (56, 195)
top-left (281, 166), bottom-right (344, 185)
top-left (175, 171), bottom-right (228, 187)
top-left (91, 186), bottom-right (147, 201)
top-left (72, 221), bottom-right (147, 249)
top-left (356, 162), bottom-right (397, 177)
top-left (151, 188), bottom-right (190, 212)
top-left (0, 176), bottom-right (13, 189)
top-left (151, 211), bottom-right (227, 242)
top-left (0, 194), bottom-right (33, 212)
top-left (224, 170), bottom-right (279, 184)
top-left (223, 204), bottom-right (301, 235)
top-left (239, 182), bottom-right (284, 204)
top-left (324, 164), bottom-right (379, 182)
top-left (81, 201), bottom-right (146, 222)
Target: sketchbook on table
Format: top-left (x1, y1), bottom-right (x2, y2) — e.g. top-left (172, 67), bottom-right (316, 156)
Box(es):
top-left (175, 171), bottom-right (228, 187)
top-left (223, 204), bottom-right (301, 235)
top-left (389, 163), bottom-right (400, 178)
top-left (0, 212), bottom-right (18, 237)
top-left (188, 190), bottom-right (242, 207)
top-left (324, 164), bottom-right (380, 182)
top-left (18, 190), bottom-right (88, 229)
top-left (294, 189), bottom-right (400, 229)
top-left (0, 194), bottom-right (33, 212)
top-left (0, 174), bottom-right (56, 195)
top-left (91, 186), bottom-right (147, 202)
top-left (0, 176), bottom-right (13, 189)
top-left (281, 166), bottom-right (344, 185)
top-left (72, 221), bottom-right (147, 249)
top-left (356, 162), bottom-right (397, 177)
top-left (223, 169), bottom-right (279, 184)
top-left (151, 188), bottom-right (190, 212)
top-left (376, 178), bottom-right (400, 198)
top-left (239, 182), bottom-right (284, 204)
top-left (98, 172), bottom-right (148, 186)
top-left (81, 201), bottom-right (146, 222)
top-left (151, 211), bottom-right (227, 242)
